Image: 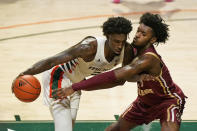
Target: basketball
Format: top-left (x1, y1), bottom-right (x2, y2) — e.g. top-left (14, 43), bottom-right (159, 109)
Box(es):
top-left (13, 75), bottom-right (41, 102)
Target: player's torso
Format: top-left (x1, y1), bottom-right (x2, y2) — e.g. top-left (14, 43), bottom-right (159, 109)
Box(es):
top-left (136, 46), bottom-right (184, 106)
top-left (59, 36), bottom-right (124, 82)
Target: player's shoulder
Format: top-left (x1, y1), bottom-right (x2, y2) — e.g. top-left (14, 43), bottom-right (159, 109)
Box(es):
top-left (76, 36), bottom-right (98, 57)
top-left (136, 52), bottom-right (160, 69)
top-left (143, 52), bottom-right (160, 63)
top-left (81, 36), bottom-right (96, 44)
top-left (80, 36), bottom-right (97, 47)
top-left (81, 36), bottom-right (107, 50)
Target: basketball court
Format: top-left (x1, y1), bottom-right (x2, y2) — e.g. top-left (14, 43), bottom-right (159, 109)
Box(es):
top-left (0, 0), bottom-right (197, 126)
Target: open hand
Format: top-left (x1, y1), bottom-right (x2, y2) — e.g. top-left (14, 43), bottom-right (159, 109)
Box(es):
top-left (52, 86), bottom-right (75, 100)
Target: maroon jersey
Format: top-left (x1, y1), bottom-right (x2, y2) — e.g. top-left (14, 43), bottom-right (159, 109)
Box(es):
top-left (135, 46), bottom-right (185, 106)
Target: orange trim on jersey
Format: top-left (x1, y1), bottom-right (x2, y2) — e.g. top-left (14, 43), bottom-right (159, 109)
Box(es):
top-left (49, 66), bottom-right (60, 98)
top-left (71, 60), bottom-right (76, 68)
top-left (58, 71), bottom-right (64, 89)
top-left (74, 59), bottom-right (79, 65)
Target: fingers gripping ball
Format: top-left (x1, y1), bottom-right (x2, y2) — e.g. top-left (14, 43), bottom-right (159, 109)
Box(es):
top-left (13, 75), bottom-right (41, 102)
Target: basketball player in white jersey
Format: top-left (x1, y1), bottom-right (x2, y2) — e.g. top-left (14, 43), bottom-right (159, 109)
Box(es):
top-left (12, 17), bottom-right (133, 131)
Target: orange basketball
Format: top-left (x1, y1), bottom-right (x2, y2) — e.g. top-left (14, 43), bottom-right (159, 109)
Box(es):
top-left (13, 75), bottom-right (41, 102)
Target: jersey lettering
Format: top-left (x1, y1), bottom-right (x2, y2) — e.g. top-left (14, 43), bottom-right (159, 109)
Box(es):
top-left (138, 88), bottom-right (154, 96)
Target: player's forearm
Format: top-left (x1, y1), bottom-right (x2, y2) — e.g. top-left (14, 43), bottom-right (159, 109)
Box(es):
top-left (72, 70), bottom-right (125, 91)
top-left (22, 59), bottom-right (54, 75)
top-left (21, 52), bottom-right (75, 75)
top-left (83, 81), bottom-right (125, 91)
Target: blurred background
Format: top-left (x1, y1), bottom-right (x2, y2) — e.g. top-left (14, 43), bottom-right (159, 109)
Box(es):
top-left (0, 0), bottom-right (197, 122)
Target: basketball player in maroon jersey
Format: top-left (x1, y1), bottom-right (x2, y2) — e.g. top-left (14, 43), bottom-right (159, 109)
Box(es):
top-left (53, 12), bottom-right (186, 131)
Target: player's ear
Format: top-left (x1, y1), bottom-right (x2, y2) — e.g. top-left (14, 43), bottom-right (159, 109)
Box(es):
top-left (150, 37), bottom-right (157, 44)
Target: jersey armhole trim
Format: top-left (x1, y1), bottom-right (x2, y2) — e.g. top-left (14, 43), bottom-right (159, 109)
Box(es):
top-left (144, 52), bottom-right (162, 77)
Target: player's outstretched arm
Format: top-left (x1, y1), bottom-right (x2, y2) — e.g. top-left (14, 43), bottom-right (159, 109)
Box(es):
top-left (11, 38), bottom-right (97, 93)
top-left (20, 38), bottom-right (97, 76)
top-left (52, 54), bottom-right (156, 99)
top-left (52, 70), bottom-right (125, 99)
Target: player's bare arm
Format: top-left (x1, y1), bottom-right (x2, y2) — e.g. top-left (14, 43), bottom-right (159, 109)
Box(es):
top-left (121, 44), bottom-right (155, 82)
top-left (20, 39), bottom-right (97, 76)
top-left (52, 54), bottom-right (160, 99)
top-left (115, 54), bottom-right (161, 82)
top-left (11, 38), bottom-right (97, 93)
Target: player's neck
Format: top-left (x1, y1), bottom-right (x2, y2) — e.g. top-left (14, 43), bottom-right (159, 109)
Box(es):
top-left (104, 41), bottom-right (117, 63)
top-left (136, 43), bottom-right (152, 56)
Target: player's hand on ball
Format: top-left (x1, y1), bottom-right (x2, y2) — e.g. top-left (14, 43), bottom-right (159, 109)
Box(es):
top-left (11, 72), bottom-right (24, 93)
top-left (11, 79), bottom-right (16, 93)
top-left (52, 87), bottom-right (75, 100)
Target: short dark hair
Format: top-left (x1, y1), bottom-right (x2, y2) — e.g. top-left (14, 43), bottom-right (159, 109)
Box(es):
top-left (140, 12), bottom-right (169, 44)
top-left (102, 17), bottom-right (132, 36)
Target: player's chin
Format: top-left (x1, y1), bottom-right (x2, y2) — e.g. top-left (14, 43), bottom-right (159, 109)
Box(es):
top-left (115, 52), bottom-right (121, 55)
top-left (115, 50), bottom-right (121, 55)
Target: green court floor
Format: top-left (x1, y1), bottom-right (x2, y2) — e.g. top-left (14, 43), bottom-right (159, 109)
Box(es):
top-left (0, 120), bottom-right (197, 131)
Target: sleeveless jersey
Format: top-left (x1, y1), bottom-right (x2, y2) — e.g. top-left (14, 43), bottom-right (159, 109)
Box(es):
top-left (46, 36), bottom-right (124, 98)
top-left (59, 37), bottom-right (124, 83)
top-left (136, 46), bottom-right (185, 106)
top-left (59, 37), bottom-right (124, 82)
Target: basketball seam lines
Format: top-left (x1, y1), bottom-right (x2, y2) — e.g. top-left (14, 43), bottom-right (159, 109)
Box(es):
top-left (14, 86), bottom-right (40, 95)
top-left (20, 77), bottom-right (40, 89)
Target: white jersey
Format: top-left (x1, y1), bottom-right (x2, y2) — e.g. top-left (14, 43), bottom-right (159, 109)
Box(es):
top-left (60, 37), bottom-right (125, 82)
top-left (42, 36), bottom-right (124, 105)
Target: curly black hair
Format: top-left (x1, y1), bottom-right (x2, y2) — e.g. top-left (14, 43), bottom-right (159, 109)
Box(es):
top-left (140, 12), bottom-right (169, 44)
top-left (102, 17), bottom-right (132, 36)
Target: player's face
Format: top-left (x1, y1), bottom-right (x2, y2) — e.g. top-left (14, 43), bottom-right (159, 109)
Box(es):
top-left (108, 34), bottom-right (127, 55)
top-left (132, 23), bottom-right (154, 48)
